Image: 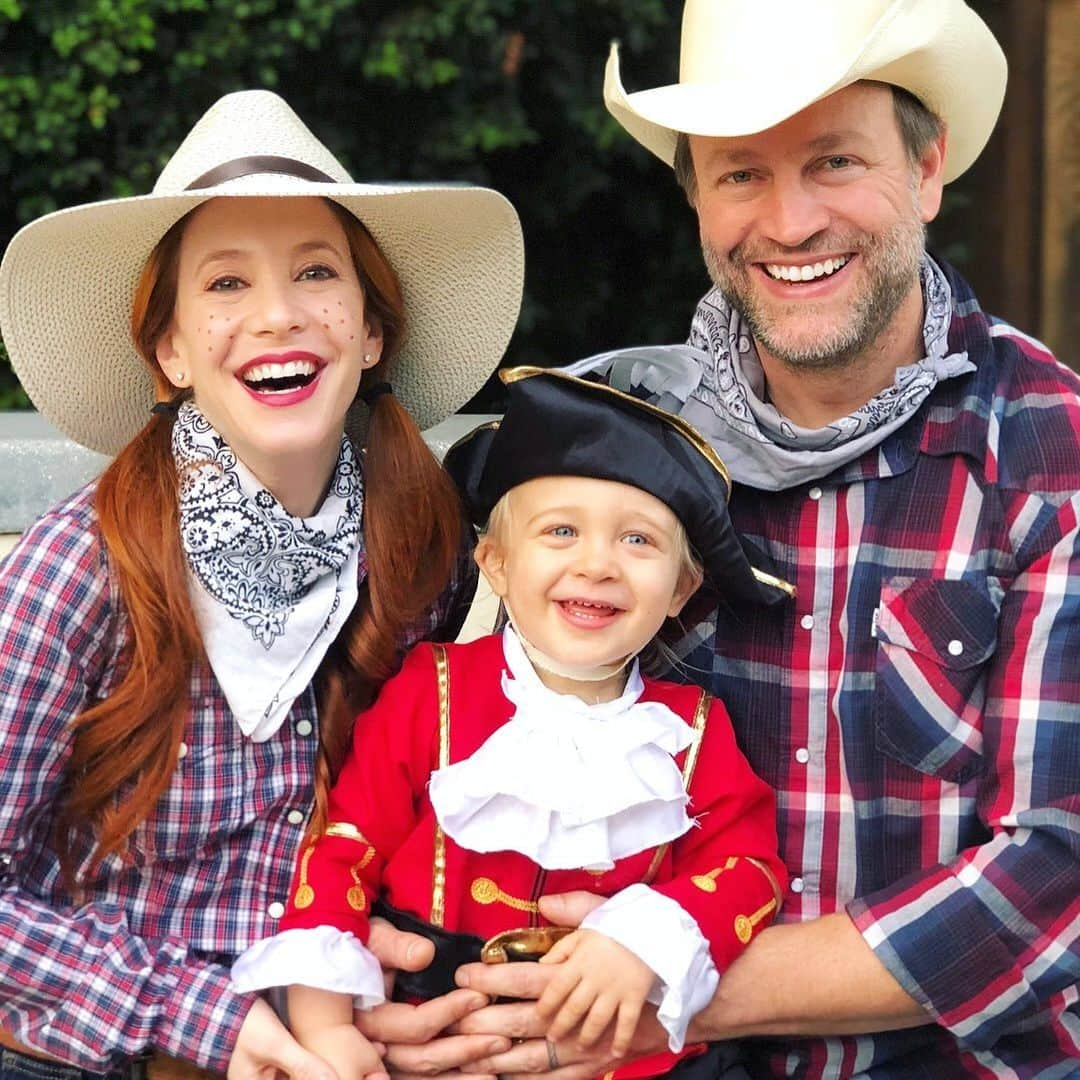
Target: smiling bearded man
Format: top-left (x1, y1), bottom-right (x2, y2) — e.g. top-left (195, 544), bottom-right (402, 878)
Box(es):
top-left (699, 135), bottom-right (929, 374)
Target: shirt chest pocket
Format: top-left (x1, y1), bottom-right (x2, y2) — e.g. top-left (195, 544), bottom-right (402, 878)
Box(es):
top-left (873, 576), bottom-right (1000, 784)
top-left (127, 739), bottom-right (252, 864)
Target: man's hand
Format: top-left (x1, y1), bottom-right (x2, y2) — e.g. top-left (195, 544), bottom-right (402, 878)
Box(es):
top-left (536, 891), bottom-right (606, 930)
top-left (361, 915), bottom-right (509, 1078)
top-left (447, 891), bottom-right (673, 1077)
top-left (357, 894), bottom-right (618, 1078)
top-left (355, 990), bottom-right (508, 1078)
top-left (367, 915), bottom-right (437, 994)
top-left (227, 998), bottom-right (338, 1080)
top-left (452, 962), bottom-right (668, 1079)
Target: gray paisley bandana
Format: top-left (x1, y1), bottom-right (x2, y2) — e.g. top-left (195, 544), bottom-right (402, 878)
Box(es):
top-left (568, 256), bottom-right (975, 491)
top-left (173, 401), bottom-right (363, 740)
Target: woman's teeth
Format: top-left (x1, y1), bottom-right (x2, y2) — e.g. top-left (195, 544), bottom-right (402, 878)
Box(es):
top-left (764, 255), bottom-right (850, 282)
top-left (242, 360), bottom-right (318, 391)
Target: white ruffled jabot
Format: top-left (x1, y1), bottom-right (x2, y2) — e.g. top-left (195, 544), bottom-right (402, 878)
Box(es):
top-left (427, 627), bottom-right (700, 870)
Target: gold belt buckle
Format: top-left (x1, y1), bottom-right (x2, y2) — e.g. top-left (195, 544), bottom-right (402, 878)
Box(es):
top-left (480, 926), bottom-right (573, 963)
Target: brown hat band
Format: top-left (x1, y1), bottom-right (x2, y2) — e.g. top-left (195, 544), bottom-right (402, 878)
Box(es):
top-left (185, 155), bottom-right (337, 191)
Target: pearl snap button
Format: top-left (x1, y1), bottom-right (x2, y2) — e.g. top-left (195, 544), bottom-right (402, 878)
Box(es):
top-left (800, 614), bottom-right (815, 630)
top-left (268, 901), bottom-right (285, 919)
top-left (808, 486), bottom-right (823, 501)
top-left (177, 742), bottom-right (189, 760)
top-left (790, 878), bottom-right (805, 894)
top-left (295, 719), bottom-right (314, 737)
top-left (948, 639), bottom-right (964, 657)
top-left (286, 810), bottom-right (305, 826)
top-left (795, 747), bottom-right (810, 764)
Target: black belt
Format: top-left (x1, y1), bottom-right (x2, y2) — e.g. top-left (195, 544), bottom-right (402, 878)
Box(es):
top-left (372, 900), bottom-right (485, 999)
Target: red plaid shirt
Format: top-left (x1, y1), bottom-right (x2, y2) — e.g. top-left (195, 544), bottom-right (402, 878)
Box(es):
top-left (0, 488), bottom-right (474, 1073)
top-left (667, 262), bottom-right (1080, 1078)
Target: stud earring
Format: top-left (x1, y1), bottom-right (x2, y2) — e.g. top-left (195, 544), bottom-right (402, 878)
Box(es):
top-left (363, 353), bottom-right (373, 366)
top-left (174, 372), bottom-right (186, 385)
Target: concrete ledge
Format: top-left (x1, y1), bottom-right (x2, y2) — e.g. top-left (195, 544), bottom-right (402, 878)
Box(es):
top-left (0, 413), bottom-right (109, 534)
top-left (0, 410), bottom-right (496, 543)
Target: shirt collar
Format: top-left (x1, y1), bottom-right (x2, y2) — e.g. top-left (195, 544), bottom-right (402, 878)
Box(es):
top-left (791, 257), bottom-right (996, 488)
top-left (914, 257), bottom-right (997, 465)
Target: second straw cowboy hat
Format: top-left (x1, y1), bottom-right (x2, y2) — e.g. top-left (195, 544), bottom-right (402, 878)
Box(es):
top-left (0, 91), bottom-right (524, 456)
top-left (604, 0), bottom-right (1007, 184)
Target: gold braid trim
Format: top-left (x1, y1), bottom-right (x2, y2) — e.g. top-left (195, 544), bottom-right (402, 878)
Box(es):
top-left (347, 853), bottom-right (375, 912)
top-left (691, 856), bottom-right (740, 893)
top-left (745, 856), bottom-right (785, 909)
top-left (325, 821), bottom-right (374, 844)
top-left (734, 897), bottom-right (778, 945)
top-left (644, 689), bottom-right (712, 884)
top-left (470, 876), bottom-right (540, 914)
top-left (293, 845), bottom-right (316, 909)
top-left (431, 645), bottom-right (451, 926)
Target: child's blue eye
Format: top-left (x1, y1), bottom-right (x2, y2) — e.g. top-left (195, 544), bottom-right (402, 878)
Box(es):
top-left (623, 533), bottom-right (649, 546)
top-left (549, 525), bottom-right (576, 538)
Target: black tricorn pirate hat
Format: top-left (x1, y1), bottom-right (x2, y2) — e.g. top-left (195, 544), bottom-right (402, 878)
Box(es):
top-left (444, 365), bottom-right (794, 607)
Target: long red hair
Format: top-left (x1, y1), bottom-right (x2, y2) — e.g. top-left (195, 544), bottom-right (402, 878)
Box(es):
top-left (55, 198), bottom-right (466, 878)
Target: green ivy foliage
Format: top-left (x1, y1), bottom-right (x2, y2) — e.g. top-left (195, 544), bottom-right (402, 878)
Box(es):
top-left (0, 0), bottom-right (706, 410)
top-left (0, 0), bottom-right (986, 413)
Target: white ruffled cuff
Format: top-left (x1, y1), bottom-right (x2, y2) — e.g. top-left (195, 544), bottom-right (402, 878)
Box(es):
top-left (230, 926), bottom-right (386, 1010)
top-left (581, 884), bottom-right (718, 1052)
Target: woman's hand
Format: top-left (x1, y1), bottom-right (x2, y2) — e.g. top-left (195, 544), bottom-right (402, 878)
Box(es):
top-left (227, 998), bottom-right (338, 1080)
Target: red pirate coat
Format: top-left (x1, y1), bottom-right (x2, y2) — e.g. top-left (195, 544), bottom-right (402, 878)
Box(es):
top-left (281, 634), bottom-right (786, 1075)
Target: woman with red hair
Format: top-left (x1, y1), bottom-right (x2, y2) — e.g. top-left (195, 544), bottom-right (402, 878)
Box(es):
top-left (0, 89), bottom-right (522, 1080)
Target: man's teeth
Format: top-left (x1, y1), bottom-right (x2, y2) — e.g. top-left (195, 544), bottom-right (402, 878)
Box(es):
top-left (243, 360), bottom-right (317, 386)
top-left (764, 256), bottom-right (850, 282)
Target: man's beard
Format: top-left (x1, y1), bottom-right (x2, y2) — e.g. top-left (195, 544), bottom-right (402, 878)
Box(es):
top-left (702, 213), bottom-right (927, 372)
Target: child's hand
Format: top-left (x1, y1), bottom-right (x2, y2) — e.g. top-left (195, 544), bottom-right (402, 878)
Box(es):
top-left (536, 929), bottom-right (657, 1057)
top-left (301, 1023), bottom-right (388, 1080)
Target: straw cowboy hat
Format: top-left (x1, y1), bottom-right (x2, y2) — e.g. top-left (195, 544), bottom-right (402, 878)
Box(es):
top-left (0, 90), bottom-right (524, 455)
top-left (604, 0), bottom-right (1007, 184)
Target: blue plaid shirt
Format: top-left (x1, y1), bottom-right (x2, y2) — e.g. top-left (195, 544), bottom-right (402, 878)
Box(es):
top-left (661, 261), bottom-right (1080, 1078)
top-left (0, 482), bottom-right (475, 1072)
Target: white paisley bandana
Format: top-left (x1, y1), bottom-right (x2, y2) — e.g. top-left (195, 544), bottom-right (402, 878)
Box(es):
top-left (566, 256), bottom-right (976, 491)
top-left (173, 401), bottom-right (363, 740)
